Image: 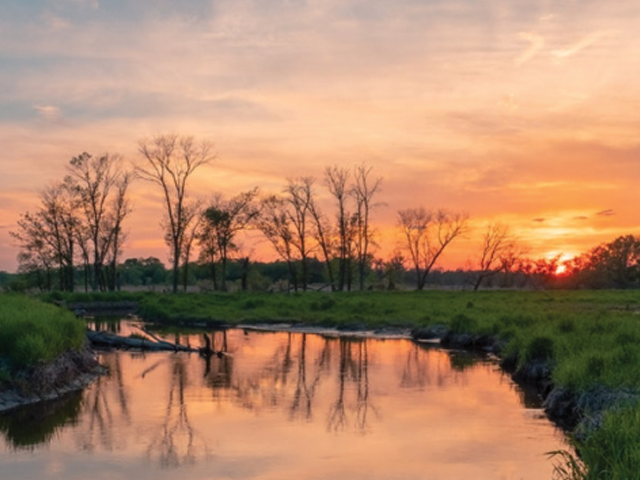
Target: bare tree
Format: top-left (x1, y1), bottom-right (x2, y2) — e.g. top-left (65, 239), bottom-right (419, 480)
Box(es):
top-left (284, 177), bottom-right (315, 291)
top-left (325, 166), bottom-right (351, 291)
top-left (66, 152), bottom-right (132, 291)
top-left (351, 164), bottom-right (383, 290)
top-left (256, 195), bottom-right (298, 291)
top-left (136, 134), bottom-right (214, 293)
top-left (11, 182), bottom-right (79, 291)
top-left (471, 222), bottom-right (515, 291)
top-left (179, 201), bottom-right (203, 292)
top-left (308, 187), bottom-right (337, 290)
top-left (11, 211), bottom-right (56, 291)
top-left (397, 207), bottom-right (469, 290)
top-left (104, 172), bottom-right (132, 290)
top-left (199, 188), bottom-right (260, 291)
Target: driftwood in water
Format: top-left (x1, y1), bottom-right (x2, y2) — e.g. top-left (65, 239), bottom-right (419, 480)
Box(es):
top-left (86, 327), bottom-right (227, 357)
top-left (86, 329), bottom-right (199, 352)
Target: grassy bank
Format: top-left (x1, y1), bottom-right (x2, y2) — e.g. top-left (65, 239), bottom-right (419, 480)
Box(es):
top-left (45, 289), bottom-right (640, 478)
top-left (0, 295), bottom-right (86, 382)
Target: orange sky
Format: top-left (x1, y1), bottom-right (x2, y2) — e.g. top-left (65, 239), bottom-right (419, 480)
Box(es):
top-left (1, 0), bottom-right (639, 272)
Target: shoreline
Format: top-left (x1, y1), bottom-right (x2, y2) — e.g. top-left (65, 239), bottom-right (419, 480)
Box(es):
top-left (0, 344), bottom-right (106, 414)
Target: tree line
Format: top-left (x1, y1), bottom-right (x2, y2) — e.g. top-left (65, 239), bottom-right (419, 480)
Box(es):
top-left (8, 133), bottom-right (640, 293)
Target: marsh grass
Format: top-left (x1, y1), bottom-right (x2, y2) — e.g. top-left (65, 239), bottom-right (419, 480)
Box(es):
top-left (577, 405), bottom-right (640, 480)
top-left (0, 294), bottom-right (85, 372)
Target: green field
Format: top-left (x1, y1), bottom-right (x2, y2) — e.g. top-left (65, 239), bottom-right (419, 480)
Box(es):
top-left (43, 289), bottom-right (640, 478)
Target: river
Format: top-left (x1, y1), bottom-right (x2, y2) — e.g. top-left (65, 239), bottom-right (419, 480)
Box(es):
top-left (0, 322), bottom-right (570, 479)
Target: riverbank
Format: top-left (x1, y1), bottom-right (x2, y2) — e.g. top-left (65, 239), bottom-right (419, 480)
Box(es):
top-left (0, 345), bottom-right (104, 413)
top-left (0, 295), bottom-right (103, 414)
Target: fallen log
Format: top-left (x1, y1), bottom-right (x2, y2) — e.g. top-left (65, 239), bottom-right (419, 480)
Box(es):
top-left (86, 329), bottom-right (199, 352)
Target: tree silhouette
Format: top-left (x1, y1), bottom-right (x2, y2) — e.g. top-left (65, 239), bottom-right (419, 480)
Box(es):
top-left (136, 134), bottom-right (214, 293)
top-left (397, 207), bottom-right (469, 290)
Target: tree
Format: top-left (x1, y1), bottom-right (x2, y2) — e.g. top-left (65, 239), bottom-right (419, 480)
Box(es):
top-left (11, 181), bottom-right (79, 291)
top-left (179, 201), bottom-right (203, 292)
top-left (66, 152), bottom-right (132, 291)
top-left (397, 207), bottom-right (469, 290)
top-left (471, 222), bottom-right (520, 291)
top-left (580, 235), bottom-right (640, 289)
top-left (199, 188), bottom-right (260, 291)
top-left (284, 178), bottom-right (314, 291)
top-left (256, 195), bottom-right (299, 291)
top-left (308, 185), bottom-right (337, 290)
top-left (325, 166), bottom-right (352, 291)
top-left (136, 134), bottom-right (214, 293)
top-left (351, 164), bottom-right (383, 290)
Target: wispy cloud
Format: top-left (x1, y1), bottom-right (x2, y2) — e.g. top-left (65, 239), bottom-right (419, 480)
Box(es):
top-left (533, 218), bottom-right (546, 223)
top-left (596, 209), bottom-right (616, 217)
top-left (552, 32), bottom-right (605, 59)
top-left (515, 32), bottom-right (545, 66)
top-left (34, 105), bottom-right (61, 121)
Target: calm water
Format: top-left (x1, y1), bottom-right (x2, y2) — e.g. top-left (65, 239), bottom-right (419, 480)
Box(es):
top-left (0, 325), bottom-right (569, 480)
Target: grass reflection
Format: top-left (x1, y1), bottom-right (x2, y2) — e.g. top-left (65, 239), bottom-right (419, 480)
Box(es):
top-left (0, 392), bottom-right (82, 450)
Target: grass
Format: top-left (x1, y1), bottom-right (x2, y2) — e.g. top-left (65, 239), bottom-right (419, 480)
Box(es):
top-left (0, 294), bottom-right (86, 375)
top-left (40, 288), bottom-right (640, 478)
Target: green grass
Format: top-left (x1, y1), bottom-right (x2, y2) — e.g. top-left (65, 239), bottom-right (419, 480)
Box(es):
top-left (589, 406), bottom-right (640, 479)
top-left (0, 294), bottom-right (86, 373)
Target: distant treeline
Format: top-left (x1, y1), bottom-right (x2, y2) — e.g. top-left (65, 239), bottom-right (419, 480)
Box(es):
top-left (3, 232), bottom-right (640, 293)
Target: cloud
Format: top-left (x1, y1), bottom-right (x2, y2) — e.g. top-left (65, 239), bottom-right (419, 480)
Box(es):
top-left (552, 32), bottom-right (605, 59)
top-left (34, 105), bottom-right (61, 121)
top-left (533, 218), bottom-right (546, 223)
top-left (596, 209), bottom-right (615, 217)
top-left (573, 216), bottom-right (589, 221)
top-left (515, 32), bottom-right (545, 66)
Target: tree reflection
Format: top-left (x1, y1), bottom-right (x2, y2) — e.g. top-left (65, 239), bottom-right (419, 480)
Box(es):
top-left (203, 330), bottom-right (233, 390)
top-left (400, 344), bottom-right (479, 391)
top-left (289, 334), bottom-right (329, 422)
top-left (147, 355), bottom-right (209, 469)
top-left (77, 353), bottom-right (131, 452)
top-left (328, 338), bottom-right (376, 433)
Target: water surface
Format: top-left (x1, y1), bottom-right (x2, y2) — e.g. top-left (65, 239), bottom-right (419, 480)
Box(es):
top-left (0, 326), bottom-right (569, 479)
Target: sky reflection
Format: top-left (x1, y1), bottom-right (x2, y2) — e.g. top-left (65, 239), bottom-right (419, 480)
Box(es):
top-left (0, 329), bottom-right (568, 479)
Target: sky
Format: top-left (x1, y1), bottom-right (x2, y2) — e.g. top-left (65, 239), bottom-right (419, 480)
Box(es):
top-left (1, 0), bottom-right (639, 272)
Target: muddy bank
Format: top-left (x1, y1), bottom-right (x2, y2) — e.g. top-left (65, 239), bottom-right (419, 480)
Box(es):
top-left (0, 345), bottom-right (105, 414)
